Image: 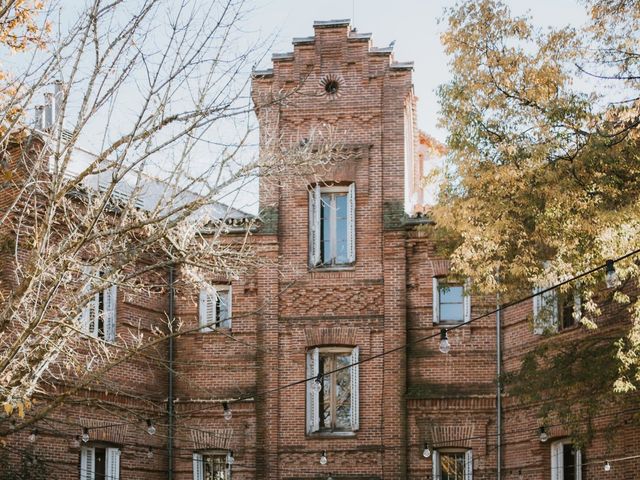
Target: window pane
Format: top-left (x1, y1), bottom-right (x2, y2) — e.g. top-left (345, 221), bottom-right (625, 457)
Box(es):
top-left (440, 452), bottom-right (465, 480)
top-left (334, 353), bottom-right (352, 430)
top-left (217, 291), bottom-right (230, 328)
top-left (440, 303), bottom-right (464, 322)
top-left (563, 444), bottom-right (576, 480)
top-left (203, 454), bottom-right (228, 480)
top-left (321, 194), bottom-right (331, 264)
top-left (439, 285), bottom-right (463, 303)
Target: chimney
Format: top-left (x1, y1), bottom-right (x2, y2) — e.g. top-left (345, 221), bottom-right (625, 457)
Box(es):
top-left (34, 105), bottom-right (45, 130)
top-left (43, 92), bottom-right (55, 130)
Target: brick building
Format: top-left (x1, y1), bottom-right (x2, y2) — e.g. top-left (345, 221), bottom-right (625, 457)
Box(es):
top-left (1, 19), bottom-right (639, 480)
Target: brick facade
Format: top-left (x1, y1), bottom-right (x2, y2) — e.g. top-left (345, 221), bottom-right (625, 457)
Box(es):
top-left (1, 19), bottom-right (638, 480)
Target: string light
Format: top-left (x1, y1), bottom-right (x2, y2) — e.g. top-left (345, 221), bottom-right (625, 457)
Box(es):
top-left (320, 450), bottom-right (328, 465)
top-left (28, 429), bottom-right (37, 443)
top-left (422, 443), bottom-right (431, 459)
top-left (605, 260), bottom-right (619, 288)
top-left (539, 426), bottom-right (548, 443)
top-left (313, 373), bottom-right (323, 393)
top-left (439, 329), bottom-right (450, 354)
top-left (81, 427), bottom-right (89, 443)
top-left (223, 402), bottom-right (232, 421)
top-left (604, 460), bottom-right (611, 472)
top-left (146, 419), bottom-right (156, 435)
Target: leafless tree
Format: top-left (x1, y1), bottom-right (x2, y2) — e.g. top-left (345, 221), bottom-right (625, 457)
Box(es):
top-left (0, 0), bottom-right (337, 426)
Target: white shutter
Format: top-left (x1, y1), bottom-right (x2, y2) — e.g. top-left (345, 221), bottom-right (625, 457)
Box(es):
top-left (465, 449), bottom-right (473, 480)
top-left (432, 450), bottom-right (440, 480)
top-left (533, 286), bottom-right (559, 334)
top-left (193, 453), bottom-right (204, 480)
top-left (80, 446), bottom-right (95, 480)
top-left (199, 286), bottom-right (216, 332)
top-left (551, 441), bottom-right (563, 480)
top-left (432, 277), bottom-right (440, 324)
top-left (350, 346), bottom-right (360, 431)
top-left (306, 347), bottom-right (320, 433)
top-left (308, 186), bottom-right (321, 266)
top-left (575, 448), bottom-right (582, 480)
top-left (463, 278), bottom-right (471, 323)
top-left (80, 266), bottom-right (96, 335)
top-left (226, 286), bottom-right (233, 329)
top-left (104, 284), bottom-right (117, 342)
top-left (347, 183), bottom-right (356, 263)
top-left (226, 451), bottom-right (233, 479)
top-left (106, 447), bottom-right (120, 480)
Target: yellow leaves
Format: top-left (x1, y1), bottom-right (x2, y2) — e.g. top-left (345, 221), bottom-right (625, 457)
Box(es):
top-left (1, 398), bottom-right (31, 417)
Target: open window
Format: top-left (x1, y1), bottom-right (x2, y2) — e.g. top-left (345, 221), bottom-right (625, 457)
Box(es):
top-left (306, 346), bottom-right (359, 434)
top-left (551, 439), bottom-right (582, 480)
top-left (193, 450), bottom-right (232, 480)
top-left (199, 284), bottom-right (232, 332)
top-left (80, 445), bottom-right (120, 480)
top-left (533, 285), bottom-right (581, 334)
top-left (432, 449), bottom-right (473, 480)
top-left (309, 183), bottom-right (355, 267)
top-left (80, 267), bottom-right (117, 342)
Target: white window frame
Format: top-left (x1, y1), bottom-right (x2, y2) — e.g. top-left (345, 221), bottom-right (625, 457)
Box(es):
top-left (432, 277), bottom-right (471, 325)
top-left (80, 445), bottom-right (120, 480)
top-left (551, 439), bottom-right (582, 480)
top-left (199, 284), bottom-right (232, 332)
top-left (308, 183), bottom-right (356, 267)
top-left (193, 450), bottom-right (232, 480)
top-left (306, 346), bottom-right (359, 434)
top-left (80, 267), bottom-right (117, 343)
top-left (533, 286), bottom-right (581, 335)
top-left (432, 448), bottom-right (473, 480)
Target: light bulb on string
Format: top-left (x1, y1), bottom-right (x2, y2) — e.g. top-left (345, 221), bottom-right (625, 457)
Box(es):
top-left (28, 429), bottom-right (37, 443)
top-left (604, 460), bottom-right (611, 472)
top-left (605, 260), bottom-right (619, 288)
top-left (422, 443), bottom-right (431, 458)
top-left (320, 450), bottom-right (328, 465)
top-left (539, 426), bottom-right (548, 443)
top-left (313, 373), bottom-right (323, 393)
top-left (223, 402), bottom-right (232, 421)
top-left (439, 329), bottom-right (450, 354)
top-left (82, 427), bottom-right (90, 443)
top-left (146, 419), bottom-right (156, 435)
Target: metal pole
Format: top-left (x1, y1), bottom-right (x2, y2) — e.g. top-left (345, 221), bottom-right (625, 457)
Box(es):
top-left (167, 266), bottom-right (175, 480)
top-left (496, 294), bottom-right (502, 480)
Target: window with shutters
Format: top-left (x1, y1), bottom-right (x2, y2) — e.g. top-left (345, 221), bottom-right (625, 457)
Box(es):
top-left (192, 450), bottom-right (232, 480)
top-left (308, 183), bottom-right (355, 268)
top-left (80, 445), bottom-right (120, 480)
top-left (432, 277), bottom-right (471, 324)
top-left (550, 439), bottom-right (582, 480)
top-left (80, 267), bottom-right (117, 342)
top-left (199, 284), bottom-right (232, 332)
top-left (533, 285), bottom-right (581, 334)
top-left (432, 449), bottom-right (473, 480)
top-left (306, 346), bottom-right (359, 435)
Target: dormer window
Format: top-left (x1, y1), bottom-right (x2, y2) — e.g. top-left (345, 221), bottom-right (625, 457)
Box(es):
top-left (308, 183), bottom-right (355, 268)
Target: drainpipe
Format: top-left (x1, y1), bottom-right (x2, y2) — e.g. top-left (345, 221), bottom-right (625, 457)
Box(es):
top-left (167, 266), bottom-right (175, 480)
top-left (496, 293), bottom-right (502, 480)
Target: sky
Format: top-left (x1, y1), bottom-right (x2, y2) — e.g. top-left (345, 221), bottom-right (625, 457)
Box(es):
top-left (246, 0), bottom-right (589, 142)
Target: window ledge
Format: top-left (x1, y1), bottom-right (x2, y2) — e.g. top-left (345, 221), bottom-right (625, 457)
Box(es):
top-left (306, 432), bottom-right (357, 439)
top-left (309, 265), bottom-right (356, 272)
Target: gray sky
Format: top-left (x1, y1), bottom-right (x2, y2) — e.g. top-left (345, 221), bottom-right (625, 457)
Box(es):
top-left (247, 0), bottom-right (588, 142)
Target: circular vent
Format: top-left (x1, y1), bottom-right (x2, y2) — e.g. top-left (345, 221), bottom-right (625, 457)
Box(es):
top-left (319, 74), bottom-right (344, 97)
